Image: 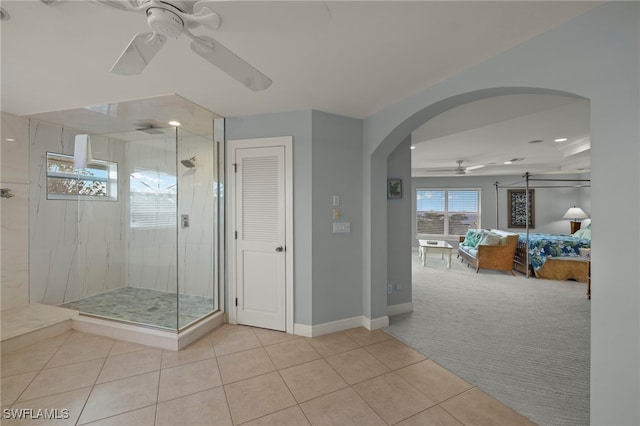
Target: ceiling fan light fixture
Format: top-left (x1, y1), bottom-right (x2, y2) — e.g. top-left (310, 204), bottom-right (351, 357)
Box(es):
top-left (466, 164), bottom-right (485, 171)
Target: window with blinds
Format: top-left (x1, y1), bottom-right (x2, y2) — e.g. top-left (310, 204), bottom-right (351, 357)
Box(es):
top-left (416, 189), bottom-right (480, 236)
top-left (129, 170), bottom-right (176, 229)
top-left (46, 152), bottom-right (117, 201)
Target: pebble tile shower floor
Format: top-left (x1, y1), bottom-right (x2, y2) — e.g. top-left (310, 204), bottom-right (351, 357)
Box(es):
top-left (61, 287), bottom-right (214, 329)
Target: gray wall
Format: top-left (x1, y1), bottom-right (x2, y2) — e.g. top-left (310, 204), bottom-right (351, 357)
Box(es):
top-left (386, 136), bottom-right (412, 307)
top-left (227, 110), bottom-right (365, 326)
top-left (311, 111), bottom-right (363, 324)
top-left (226, 110), bottom-right (313, 325)
top-left (362, 3), bottom-right (639, 424)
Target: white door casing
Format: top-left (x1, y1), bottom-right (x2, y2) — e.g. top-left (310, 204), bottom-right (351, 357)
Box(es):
top-left (228, 137), bottom-right (293, 333)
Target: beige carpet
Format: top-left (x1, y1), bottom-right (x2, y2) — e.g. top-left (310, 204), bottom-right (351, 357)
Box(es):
top-left (386, 248), bottom-right (590, 426)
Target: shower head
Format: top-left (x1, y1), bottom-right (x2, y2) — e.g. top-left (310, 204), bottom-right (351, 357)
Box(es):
top-left (181, 157), bottom-right (196, 168)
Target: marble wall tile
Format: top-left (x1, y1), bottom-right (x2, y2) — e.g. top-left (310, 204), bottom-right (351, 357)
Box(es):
top-left (1, 113), bottom-right (30, 310)
top-left (29, 121), bottom-right (127, 305)
top-left (1, 112), bottom-right (30, 183)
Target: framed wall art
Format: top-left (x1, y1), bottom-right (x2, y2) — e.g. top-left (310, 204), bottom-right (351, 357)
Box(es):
top-left (387, 179), bottom-right (402, 199)
top-left (508, 189), bottom-right (535, 228)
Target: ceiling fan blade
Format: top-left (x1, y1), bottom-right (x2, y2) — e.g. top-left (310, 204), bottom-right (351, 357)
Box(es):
top-left (111, 32), bottom-right (167, 75)
top-left (193, 1), bottom-right (331, 32)
top-left (190, 36), bottom-right (272, 91)
top-left (93, 0), bottom-right (145, 12)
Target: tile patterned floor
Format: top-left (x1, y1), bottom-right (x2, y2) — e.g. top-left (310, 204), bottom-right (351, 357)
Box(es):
top-left (0, 325), bottom-right (535, 425)
top-left (60, 287), bottom-right (215, 330)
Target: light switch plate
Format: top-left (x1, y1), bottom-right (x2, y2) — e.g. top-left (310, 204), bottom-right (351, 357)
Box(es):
top-left (333, 222), bottom-right (350, 233)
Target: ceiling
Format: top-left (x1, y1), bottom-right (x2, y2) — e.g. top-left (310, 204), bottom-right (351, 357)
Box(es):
top-left (1, 1), bottom-right (598, 175)
top-left (411, 93), bottom-right (591, 177)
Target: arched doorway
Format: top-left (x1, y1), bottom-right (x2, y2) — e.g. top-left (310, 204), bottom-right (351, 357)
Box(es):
top-left (382, 89), bottom-right (590, 425)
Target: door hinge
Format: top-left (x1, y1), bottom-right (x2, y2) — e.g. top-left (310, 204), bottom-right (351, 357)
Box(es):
top-left (232, 163), bottom-right (237, 173)
top-left (235, 298), bottom-right (238, 307)
top-left (234, 231), bottom-right (238, 239)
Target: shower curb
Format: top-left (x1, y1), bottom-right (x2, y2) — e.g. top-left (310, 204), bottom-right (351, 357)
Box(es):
top-left (72, 311), bottom-right (225, 351)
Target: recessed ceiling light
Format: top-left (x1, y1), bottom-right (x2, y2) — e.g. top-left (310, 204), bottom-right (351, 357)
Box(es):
top-left (554, 138), bottom-right (568, 142)
top-left (504, 161), bottom-right (512, 164)
top-left (5, 138), bottom-right (15, 142)
top-left (528, 139), bottom-right (543, 144)
top-left (410, 146), bottom-right (416, 150)
top-left (169, 120), bottom-right (181, 126)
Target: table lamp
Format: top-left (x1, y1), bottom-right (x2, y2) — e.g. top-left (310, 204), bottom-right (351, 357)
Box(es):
top-left (562, 206), bottom-right (589, 234)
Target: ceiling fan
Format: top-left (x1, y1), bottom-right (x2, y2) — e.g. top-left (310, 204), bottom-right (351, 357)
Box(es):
top-left (427, 160), bottom-right (485, 175)
top-left (93, 0), bottom-right (330, 91)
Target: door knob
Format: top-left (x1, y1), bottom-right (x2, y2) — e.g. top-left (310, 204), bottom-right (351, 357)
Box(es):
top-left (275, 246), bottom-right (284, 252)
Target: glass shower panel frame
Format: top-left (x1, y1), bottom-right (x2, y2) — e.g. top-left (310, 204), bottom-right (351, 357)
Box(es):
top-left (67, 123), bottom-right (222, 331)
top-left (176, 126), bottom-right (219, 329)
top-left (71, 129), bottom-right (180, 329)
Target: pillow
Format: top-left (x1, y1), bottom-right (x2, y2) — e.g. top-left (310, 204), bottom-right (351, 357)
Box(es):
top-left (479, 232), bottom-right (501, 246)
top-left (469, 230), bottom-right (486, 248)
top-left (573, 228), bottom-right (591, 240)
top-left (461, 229), bottom-right (477, 247)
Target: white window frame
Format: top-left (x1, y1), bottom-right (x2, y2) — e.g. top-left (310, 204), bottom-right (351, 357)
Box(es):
top-left (416, 188), bottom-right (481, 238)
top-left (46, 152), bottom-right (117, 201)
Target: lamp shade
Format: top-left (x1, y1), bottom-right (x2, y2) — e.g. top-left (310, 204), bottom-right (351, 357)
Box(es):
top-left (562, 206), bottom-right (589, 220)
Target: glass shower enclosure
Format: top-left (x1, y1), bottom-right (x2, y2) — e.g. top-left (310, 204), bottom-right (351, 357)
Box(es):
top-left (60, 125), bottom-right (223, 331)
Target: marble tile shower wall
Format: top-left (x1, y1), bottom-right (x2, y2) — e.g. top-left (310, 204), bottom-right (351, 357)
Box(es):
top-left (1, 112), bottom-right (30, 310)
top-left (176, 131), bottom-right (216, 299)
top-left (125, 134), bottom-right (178, 294)
top-left (125, 131), bottom-right (216, 299)
top-left (29, 121), bottom-right (127, 305)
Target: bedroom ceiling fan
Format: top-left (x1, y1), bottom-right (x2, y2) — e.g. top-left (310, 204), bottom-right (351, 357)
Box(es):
top-left (93, 0), bottom-right (330, 91)
top-left (427, 160), bottom-right (485, 175)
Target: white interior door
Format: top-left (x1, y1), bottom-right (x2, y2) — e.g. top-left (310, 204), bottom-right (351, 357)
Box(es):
top-left (230, 138), bottom-right (291, 332)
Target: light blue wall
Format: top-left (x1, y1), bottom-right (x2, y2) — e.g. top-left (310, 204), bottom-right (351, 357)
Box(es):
top-left (363, 3), bottom-right (639, 424)
top-left (386, 136), bottom-right (412, 307)
top-left (311, 110), bottom-right (363, 324)
top-left (225, 110), bottom-right (314, 325)
top-left (226, 110), bottom-right (365, 326)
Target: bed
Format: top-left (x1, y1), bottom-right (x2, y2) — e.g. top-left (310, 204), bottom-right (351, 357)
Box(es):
top-left (513, 228), bottom-right (591, 282)
top-left (495, 173), bottom-right (592, 283)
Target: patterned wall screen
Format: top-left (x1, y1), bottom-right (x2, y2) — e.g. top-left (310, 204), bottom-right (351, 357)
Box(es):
top-left (508, 189), bottom-right (535, 228)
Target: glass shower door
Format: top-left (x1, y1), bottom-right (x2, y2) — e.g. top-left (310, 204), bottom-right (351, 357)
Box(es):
top-left (176, 127), bottom-right (219, 329)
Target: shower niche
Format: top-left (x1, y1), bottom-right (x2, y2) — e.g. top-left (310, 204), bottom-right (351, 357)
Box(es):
top-left (29, 105), bottom-right (224, 339)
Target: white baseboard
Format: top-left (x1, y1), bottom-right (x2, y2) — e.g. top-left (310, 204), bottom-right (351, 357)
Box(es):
top-left (295, 315), bottom-right (389, 337)
top-left (363, 315), bottom-right (389, 330)
top-left (387, 302), bottom-right (414, 317)
top-left (293, 323), bottom-right (313, 337)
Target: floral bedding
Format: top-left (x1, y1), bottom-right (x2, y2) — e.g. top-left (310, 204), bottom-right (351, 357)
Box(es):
top-left (519, 233), bottom-right (591, 270)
